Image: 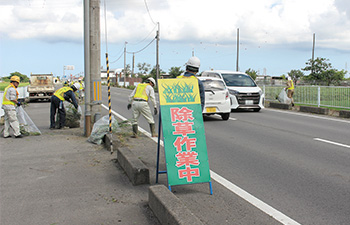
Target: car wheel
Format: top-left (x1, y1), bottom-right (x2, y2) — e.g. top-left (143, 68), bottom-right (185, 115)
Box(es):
top-left (221, 113), bottom-right (230, 120)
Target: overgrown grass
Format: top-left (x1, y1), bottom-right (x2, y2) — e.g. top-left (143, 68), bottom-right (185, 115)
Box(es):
top-left (0, 82), bottom-right (29, 91)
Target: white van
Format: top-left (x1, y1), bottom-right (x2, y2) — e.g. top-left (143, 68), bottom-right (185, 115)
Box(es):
top-left (198, 77), bottom-right (231, 120)
top-left (201, 70), bottom-right (264, 112)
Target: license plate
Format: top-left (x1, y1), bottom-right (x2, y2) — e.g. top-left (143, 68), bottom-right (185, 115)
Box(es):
top-left (245, 100), bottom-right (254, 105)
top-left (206, 107), bottom-right (216, 113)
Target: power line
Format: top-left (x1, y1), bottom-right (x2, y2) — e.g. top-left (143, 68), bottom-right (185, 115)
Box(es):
top-left (127, 38), bottom-right (156, 54)
top-left (127, 24), bottom-right (158, 45)
top-left (110, 51), bottom-right (124, 64)
top-left (144, 0), bottom-right (156, 25)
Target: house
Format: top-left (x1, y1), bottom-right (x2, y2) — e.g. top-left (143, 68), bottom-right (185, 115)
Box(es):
top-left (100, 68), bottom-right (122, 84)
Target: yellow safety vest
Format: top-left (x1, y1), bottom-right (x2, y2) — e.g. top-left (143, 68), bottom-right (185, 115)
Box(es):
top-left (288, 80), bottom-right (294, 90)
top-left (2, 84), bottom-right (18, 106)
top-left (54, 87), bottom-right (73, 101)
top-left (133, 83), bottom-right (149, 101)
top-left (177, 75), bottom-right (197, 79)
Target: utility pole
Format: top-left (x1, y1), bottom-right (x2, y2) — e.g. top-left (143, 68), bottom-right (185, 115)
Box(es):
top-left (84, 0), bottom-right (101, 136)
top-left (311, 33), bottom-right (316, 75)
top-left (83, 0), bottom-right (91, 136)
top-left (124, 41), bottom-right (127, 87)
top-left (236, 28), bottom-right (240, 72)
top-left (156, 22), bottom-right (160, 81)
top-left (132, 53), bottom-right (135, 78)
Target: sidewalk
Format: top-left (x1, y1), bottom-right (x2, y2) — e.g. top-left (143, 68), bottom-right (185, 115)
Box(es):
top-left (1, 102), bottom-right (282, 225)
top-left (0, 102), bottom-right (159, 225)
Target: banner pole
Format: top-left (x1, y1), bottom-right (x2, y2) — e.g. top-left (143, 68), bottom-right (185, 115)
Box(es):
top-left (156, 111), bottom-right (162, 183)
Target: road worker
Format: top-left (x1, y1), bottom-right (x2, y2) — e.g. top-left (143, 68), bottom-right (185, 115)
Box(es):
top-left (285, 76), bottom-right (295, 107)
top-left (177, 56), bottom-right (205, 110)
top-left (50, 83), bottom-right (80, 129)
top-left (127, 77), bottom-right (158, 138)
top-left (2, 76), bottom-right (22, 138)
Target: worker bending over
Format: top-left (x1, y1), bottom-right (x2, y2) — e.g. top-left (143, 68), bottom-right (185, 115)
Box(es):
top-left (50, 83), bottom-right (80, 129)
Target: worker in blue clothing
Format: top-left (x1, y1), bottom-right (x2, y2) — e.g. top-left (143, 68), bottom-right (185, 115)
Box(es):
top-left (177, 56), bottom-right (205, 110)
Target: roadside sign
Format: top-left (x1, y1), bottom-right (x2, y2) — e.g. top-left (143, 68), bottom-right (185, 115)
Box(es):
top-left (158, 78), bottom-right (211, 190)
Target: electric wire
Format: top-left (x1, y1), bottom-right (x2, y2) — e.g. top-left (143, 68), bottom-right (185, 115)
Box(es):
top-left (144, 0), bottom-right (156, 25)
top-left (127, 38), bottom-right (156, 54)
top-left (127, 24), bottom-right (158, 46)
top-left (110, 51), bottom-right (124, 64)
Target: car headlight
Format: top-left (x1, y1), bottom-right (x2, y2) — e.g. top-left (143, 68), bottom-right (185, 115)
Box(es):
top-left (229, 89), bottom-right (240, 95)
top-left (258, 89), bottom-right (263, 95)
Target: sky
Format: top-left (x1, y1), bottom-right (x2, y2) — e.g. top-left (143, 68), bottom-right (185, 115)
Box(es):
top-left (1, 0), bottom-right (350, 78)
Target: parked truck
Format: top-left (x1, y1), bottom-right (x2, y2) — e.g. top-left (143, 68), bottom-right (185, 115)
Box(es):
top-left (27, 73), bottom-right (55, 101)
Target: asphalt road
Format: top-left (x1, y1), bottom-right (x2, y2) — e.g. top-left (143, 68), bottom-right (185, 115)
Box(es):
top-left (102, 86), bottom-right (350, 225)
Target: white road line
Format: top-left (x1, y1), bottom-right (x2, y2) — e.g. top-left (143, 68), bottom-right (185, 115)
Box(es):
top-left (102, 104), bottom-right (300, 225)
top-left (211, 171), bottom-right (300, 225)
top-left (314, 138), bottom-right (350, 148)
top-left (266, 108), bottom-right (350, 124)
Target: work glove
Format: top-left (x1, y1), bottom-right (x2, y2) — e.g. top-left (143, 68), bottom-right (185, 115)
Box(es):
top-left (17, 102), bottom-right (21, 106)
top-left (154, 108), bottom-right (158, 115)
top-left (127, 104), bottom-right (132, 110)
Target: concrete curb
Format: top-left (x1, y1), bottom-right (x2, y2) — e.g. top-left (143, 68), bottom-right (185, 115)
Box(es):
top-left (268, 102), bottom-right (292, 110)
top-left (117, 146), bottom-right (150, 185)
top-left (339, 110), bottom-right (350, 118)
top-left (104, 134), bottom-right (203, 224)
top-left (267, 101), bottom-right (350, 119)
top-left (149, 185), bottom-right (203, 225)
top-left (299, 105), bottom-right (329, 115)
top-left (104, 135), bottom-right (149, 185)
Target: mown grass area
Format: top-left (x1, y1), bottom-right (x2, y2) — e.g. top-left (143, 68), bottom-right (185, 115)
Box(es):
top-left (0, 82), bottom-right (29, 91)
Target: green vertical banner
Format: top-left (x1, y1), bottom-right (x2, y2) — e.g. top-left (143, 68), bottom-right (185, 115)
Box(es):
top-left (158, 78), bottom-right (211, 187)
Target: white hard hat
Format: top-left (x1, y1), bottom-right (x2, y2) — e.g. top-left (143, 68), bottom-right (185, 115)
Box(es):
top-left (73, 83), bottom-right (81, 90)
top-left (186, 56), bottom-right (200, 69)
top-left (147, 77), bottom-right (156, 85)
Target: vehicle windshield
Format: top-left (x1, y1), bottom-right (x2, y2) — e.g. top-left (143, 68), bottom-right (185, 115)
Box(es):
top-left (222, 73), bottom-right (257, 87)
top-left (201, 80), bottom-right (226, 91)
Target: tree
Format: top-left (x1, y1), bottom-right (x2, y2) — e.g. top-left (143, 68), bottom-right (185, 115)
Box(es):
top-left (302, 57), bottom-right (345, 85)
top-left (322, 69), bottom-right (346, 86)
top-left (149, 66), bottom-right (165, 81)
top-left (245, 68), bottom-right (258, 80)
top-left (287, 69), bottom-right (304, 84)
top-left (122, 64), bottom-right (131, 77)
top-left (3, 72), bottom-right (29, 82)
top-left (168, 66), bottom-right (184, 78)
top-left (302, 57), bottom-right (332, 81)
top-left (137, 62), bottom-right (151, 76)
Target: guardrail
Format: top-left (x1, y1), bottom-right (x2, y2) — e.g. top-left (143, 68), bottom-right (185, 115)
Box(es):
top-left (262, 85), bottom-right (350, 109)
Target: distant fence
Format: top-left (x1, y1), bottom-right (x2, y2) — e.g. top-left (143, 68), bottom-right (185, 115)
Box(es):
top-left (262, 85), bottom-right (350, 109)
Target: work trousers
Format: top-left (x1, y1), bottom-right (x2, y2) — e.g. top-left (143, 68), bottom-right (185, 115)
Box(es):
top-left (287, 89), bottom-right (294, 103)
top-left (50, 95), bottom-right (66, 128)
top-left (131, 101), bottom-right (154, 125)
top-left (3, 108), bottom-right (21, 137)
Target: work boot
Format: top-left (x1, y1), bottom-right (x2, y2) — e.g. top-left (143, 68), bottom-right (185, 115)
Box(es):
top-left (150, 123), bottom-right (158, 137)
top-left (131, 124), bottom-right (138, 138)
